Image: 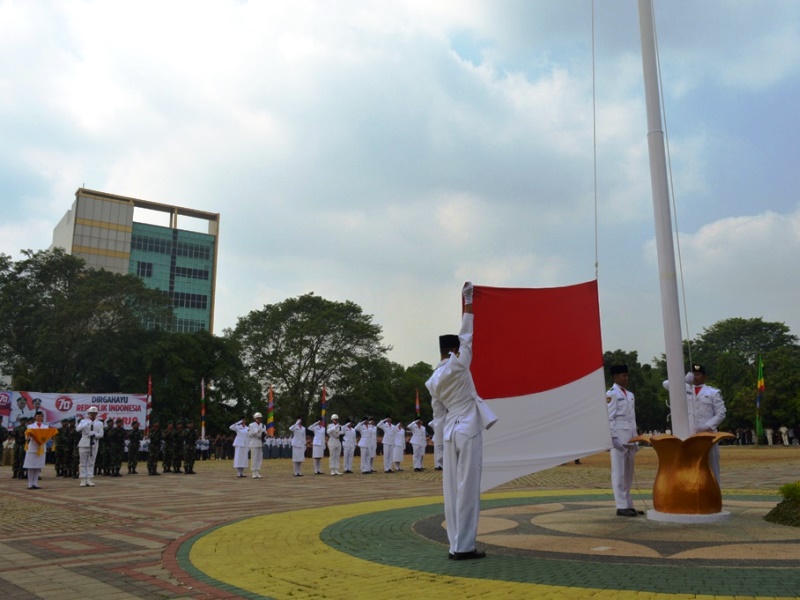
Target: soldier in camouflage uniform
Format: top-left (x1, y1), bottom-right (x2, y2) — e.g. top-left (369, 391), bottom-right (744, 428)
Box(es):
top-left (182, 420), bottom-right (198, 475)
top-left (172, 420), bottom-right (184, 473)
top-left (108, 418), bottom-right (126, 476)
top-left (0, 416), bottom-right (8, 448)
top-left (147, 419), bottom-right (162, 476)
top-left (162, 420), bottom-right (174, 473)
top-left (54, 418), bottom-right (70, 476)
top-left (127, 419), bottom-right (143, 474)
top-left (12, 417), bottom-right (28, 479)
top-left (69, 418), bottom-right (80, 478)
top-left (95, 419), bottom-right (109, 475)
top-left (0, 417), bottom-right (8, 464)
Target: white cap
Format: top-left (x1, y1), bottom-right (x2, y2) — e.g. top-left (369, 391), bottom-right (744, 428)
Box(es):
top-left (253, 412), bottom-right (263, 419)
top-left (88, 406), bottom-right (99, 413)
top-left (331, 414), bottom-right (339, 420)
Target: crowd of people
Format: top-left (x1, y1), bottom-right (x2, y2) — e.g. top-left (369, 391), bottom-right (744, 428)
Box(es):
top-left (1, 409), bottom-right (444, 484)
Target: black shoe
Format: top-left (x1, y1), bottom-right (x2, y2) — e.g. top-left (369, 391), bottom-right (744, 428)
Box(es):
top-left (635, 509), bottom-right (645, 515)
top-left (435, 467), bottom-right (443, 471)
top-left (452, 550), bottom-right (486, 561)
top-left (384, 470), bottom-right (392, 473)
top-left (616, 508), bottom-right (638, 517)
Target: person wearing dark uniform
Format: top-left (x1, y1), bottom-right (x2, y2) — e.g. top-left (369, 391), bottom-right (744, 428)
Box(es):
top-left (162, 421), bottom-right (175, 473)
top-left (108, 418), bottom-right (126, 476)
top-left (12, 417), bottom-right (28, 479)
top-left (127, 419), bottom-right (143, 474)
top-left (172, 420), bottom-right (184, 473)
top-left (54, 418), bottom-right (70, 476)
top-left (147, 419), bottom-right (162, 476)
top-left (607, 364), bottom-right (641, 517)
top-left (182, 420), bottom-right (198, 475)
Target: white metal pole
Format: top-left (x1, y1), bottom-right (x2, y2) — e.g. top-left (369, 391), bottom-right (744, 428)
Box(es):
top-left (638, 0), bottom-right (690, 439)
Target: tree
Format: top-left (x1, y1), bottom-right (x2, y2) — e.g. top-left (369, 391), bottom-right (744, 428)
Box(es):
top-left (0, 249), bottom-right (172, 391)
top-left (654, 317), bottom-right (800, 431)
top-left (138, 330), bottom-right (261, 433)
top-left (228, 293), bottom-right (390, 431)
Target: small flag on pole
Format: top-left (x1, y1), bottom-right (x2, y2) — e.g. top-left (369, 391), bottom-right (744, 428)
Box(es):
top-left (146, 374), bottom-right (153, 436)
top-left (321, 385), bottom-right (327, 427)
top-left (756, 356), bottom-right (765, 437)
top-left (415, 389), bottom-right (420, 418)
top-left (267, 385), bottom-right (275, 438)
top-left (201, 377), bottom-right (206, 440)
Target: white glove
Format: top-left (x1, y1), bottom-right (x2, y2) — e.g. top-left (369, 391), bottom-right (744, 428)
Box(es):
top-left (611, 437), bottom-right (624, 450)
top-left (685, 371), bottom-right (694, 384)
top-left (462, 281), bottom-right (474, 305)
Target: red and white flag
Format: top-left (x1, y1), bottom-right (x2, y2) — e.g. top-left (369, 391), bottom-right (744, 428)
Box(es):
top-left (471, 281), bottom-right (612, 492)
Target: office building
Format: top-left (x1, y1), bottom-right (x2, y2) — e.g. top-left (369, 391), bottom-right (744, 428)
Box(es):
top-left (52, 188), bottom-right (220, 333)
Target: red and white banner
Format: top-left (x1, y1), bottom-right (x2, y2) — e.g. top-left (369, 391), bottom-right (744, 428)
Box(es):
top-left (0, 391), bottom-right (147, 429)
top-left (471, 281), bottom-right (612, 492)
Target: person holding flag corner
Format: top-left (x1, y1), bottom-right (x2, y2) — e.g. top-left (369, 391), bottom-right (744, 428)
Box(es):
top-left (426, 281), bottom-right (497, 560)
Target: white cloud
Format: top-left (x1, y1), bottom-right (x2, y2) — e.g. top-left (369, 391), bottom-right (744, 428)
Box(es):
top-left (1, 0), bottom-right (799, 369)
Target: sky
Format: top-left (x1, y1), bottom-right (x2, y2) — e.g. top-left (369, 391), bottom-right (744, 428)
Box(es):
top-left (1, 0), bottom-right (799, 369)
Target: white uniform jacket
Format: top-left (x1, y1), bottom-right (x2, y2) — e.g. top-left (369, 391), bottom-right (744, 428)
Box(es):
top-left (76, 418), bottom-right (105, 448)
top-left (289, 422), bottom-right (307, 448)
top-left (425, 313), bottom-right (497, 442)
top-left (377, 420), bottom-right (395, 446)
top-left (341, 425), bottom-right (357, 449)
top-left (247, 422), bottom-right (266, 448)
top-left (606, 383), bottom-right (637, 444)
top-left (408, 422), bottom-right (427, 447)
top-left (230, 422), bottom-right (248, 447)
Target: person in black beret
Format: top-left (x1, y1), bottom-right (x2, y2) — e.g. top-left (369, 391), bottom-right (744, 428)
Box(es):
top-left (662, 364), bottom-right (726, 483)
top-left (426, 282), bottom-right (498, 560)
top-left (607, 364), bottom-right (642, 517)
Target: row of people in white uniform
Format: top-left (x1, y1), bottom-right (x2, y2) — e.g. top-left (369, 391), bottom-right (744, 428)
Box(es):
top-left (229, 413), bottom-right (444, 478)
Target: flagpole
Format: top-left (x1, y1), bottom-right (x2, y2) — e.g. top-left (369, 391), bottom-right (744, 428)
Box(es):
top-left (638, 0), bottom-right (689, 439)
top-left (267, 384), bottom-right (275, 438)
top-left (321, 385), bottom-right (327, 427)
top-left (200, 378), bottom-right (206, 440)
top-left (146, 374), bottom-right (152, 437)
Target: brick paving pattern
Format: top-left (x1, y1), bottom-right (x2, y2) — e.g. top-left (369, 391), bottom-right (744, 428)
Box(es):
top-left (0, 446), bottom-right (798, 599)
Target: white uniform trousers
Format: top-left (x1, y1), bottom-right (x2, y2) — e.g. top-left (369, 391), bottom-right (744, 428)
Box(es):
top-left (382, 444), bottom-right (393, 472)
top-left (343, 446), bottom-right (355, 472)
top-left (442, 431), bottom-right (483, 554)
top-left (434, 442), bottom-right (443, 469)
top-left (412, 443), bottom-right (425, 470)
top-left (610, 446), bottom-right (635, 509)
top-left (79, 446), bottom-right (99, 479)
top-left (250, 446), bottom-right (263, 474)
top-left (359, 447), bottom-right (372, 473)
top-left (328, 441), bottom-right (342, 473)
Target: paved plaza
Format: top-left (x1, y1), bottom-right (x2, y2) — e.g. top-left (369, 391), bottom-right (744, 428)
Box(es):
top-left (2, 445), bottom-right (799, 599)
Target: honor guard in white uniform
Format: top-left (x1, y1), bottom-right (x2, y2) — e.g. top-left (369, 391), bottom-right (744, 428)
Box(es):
top-left (248, 413), bottom-right (267, 478)
top-left (355, 419), bottom-right (373, 474)
top-left (327, 415), bottom-right (343, 475)
top-left (392, 422), bottom-right (406, 471)
top-left (341, 421), bottom-right (357, 473)
top-left (289, 418), bottom-right (307, 476)
top-left (230, 418), bottom-right (249, 478)
top-left (308, 420), bottom-right (326, 474)
top-left (426, 282), bottom-right (497, 560)
top-left (76, 406), bottom-right (105, 487)
top-left (408, 419), bottom-right (427, 471)
top-left (607, 364), bottom-right (640, 516)
top-left (377, 418), bottom-right (396, 473)
top-left (664, 364), bottom-right (726, 483)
